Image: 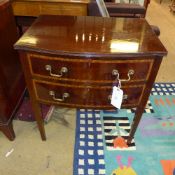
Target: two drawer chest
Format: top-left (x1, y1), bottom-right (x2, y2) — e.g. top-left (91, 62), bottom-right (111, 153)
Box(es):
top-left (14, 15), bottom-right (167, 143)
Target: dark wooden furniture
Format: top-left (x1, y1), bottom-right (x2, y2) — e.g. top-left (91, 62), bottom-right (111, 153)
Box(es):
top-left (104, 3), bottom-right (146, 17)
top-left (103, 0), bottom-right (150, 17)
top-left (0, 0), bottom-right (25, 140)
top-left (14, 15), bottom-right (167, 144)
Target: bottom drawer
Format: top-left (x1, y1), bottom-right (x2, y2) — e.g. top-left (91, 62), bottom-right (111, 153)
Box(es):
top-left (33, 80), bottom-right (145, 108)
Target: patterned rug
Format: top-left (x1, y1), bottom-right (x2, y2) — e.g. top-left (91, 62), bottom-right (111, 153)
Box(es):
top-left (74, 83), bottom-right (175, 175)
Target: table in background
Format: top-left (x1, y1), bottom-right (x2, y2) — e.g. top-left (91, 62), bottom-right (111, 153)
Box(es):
top-left (11, 0), bottom-right (89, 16)
top-left (11, 0), bottom-right (89, 34)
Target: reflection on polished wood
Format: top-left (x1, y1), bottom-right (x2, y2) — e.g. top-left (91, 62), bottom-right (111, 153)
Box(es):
top-left (15, 16), bottom-right (166, 56)
top-left (15, 15), bottom-right (167, 144)
top-left (12, 0), bottom-right (89, 16)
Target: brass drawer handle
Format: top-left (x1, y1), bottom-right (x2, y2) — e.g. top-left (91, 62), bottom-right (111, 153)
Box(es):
top-left (108, 94), bottom-right (128, 100)
top-left (112, 69), bottom-right (134, 82)
top-left (49, 91), bottom-right (69, 102)
top-left (45, 65), bottom-right (68, 77)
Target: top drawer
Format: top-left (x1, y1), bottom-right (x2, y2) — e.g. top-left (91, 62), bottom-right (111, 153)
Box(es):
top-left (28, 54), bottom-right (154, 83)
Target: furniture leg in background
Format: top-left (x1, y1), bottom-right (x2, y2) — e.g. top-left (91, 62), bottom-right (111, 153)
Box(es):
top-left (0, 0), bottom-right (25, 140)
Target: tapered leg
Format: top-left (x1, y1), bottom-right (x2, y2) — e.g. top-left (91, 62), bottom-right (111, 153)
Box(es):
top-left (31, 100), bottom-right (46, 140)
top-left (127, 106), bottom-right (145, 144)
top-left (0, 122), bottom-right (15, 141)
top-left (127, 58), bottom-right (163, 145)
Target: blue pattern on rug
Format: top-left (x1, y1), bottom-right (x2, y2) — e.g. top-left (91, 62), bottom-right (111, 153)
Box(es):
top-left (102, 111), bottom-right (175, 175)
top-left (151, 83), bottom-right (175, 95)
top-left (74, 109), bottom-right (105, 175)
top-left (74, 83), bottom-right (175, 175)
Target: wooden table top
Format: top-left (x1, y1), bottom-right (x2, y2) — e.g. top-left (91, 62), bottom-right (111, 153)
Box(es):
top-left (11, 0), bottom-right (90, 4)
top-left (15, 15), bottom-right (167, 57)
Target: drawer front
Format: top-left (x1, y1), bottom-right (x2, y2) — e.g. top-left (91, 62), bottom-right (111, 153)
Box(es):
top-left (33, 80), bottom-right (145, 108)
top-left (29, 54), bottom-right (153, 83)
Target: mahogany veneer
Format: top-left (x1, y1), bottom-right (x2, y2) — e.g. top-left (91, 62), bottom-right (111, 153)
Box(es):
top-left (14, 15), bottom-right (167, 143)
top-left (0, 0), bottom-right (25, 140)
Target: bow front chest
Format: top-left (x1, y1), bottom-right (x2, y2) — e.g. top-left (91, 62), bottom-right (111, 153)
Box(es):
top-left (14, 15), bottom-right (167, 143)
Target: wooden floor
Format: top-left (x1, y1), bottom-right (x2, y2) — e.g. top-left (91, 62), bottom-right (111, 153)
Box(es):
top-left (146, 0), bottom-right (175, 82)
